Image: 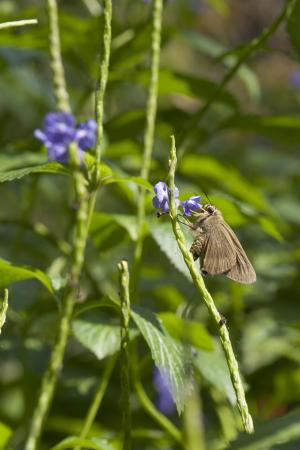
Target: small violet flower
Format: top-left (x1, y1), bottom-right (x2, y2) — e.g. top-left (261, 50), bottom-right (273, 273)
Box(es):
top-left (152, 181), bottom-right (202, 216)
top-left (153, 367), bottom-right (176, 416)
top-left (34, 112), bottom-right (97, 164)
top-left (152, 181), bottom-right (179, 214)
top-left (290, 70), bottom-right (300, 88)
top-left (181, 195), bottom-right (202, 216)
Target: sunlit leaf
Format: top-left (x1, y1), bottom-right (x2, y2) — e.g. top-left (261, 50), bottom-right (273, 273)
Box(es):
top-left (0, 422), bottom-right (12, 449)
top-left (72, 319), bottom-right (138, 360)
top-left (0, 162), bottom-right (68, 183)
top-left (0, 258), bottom-right (54, 294)
top-left (102, 175), bottom-right (153, 192)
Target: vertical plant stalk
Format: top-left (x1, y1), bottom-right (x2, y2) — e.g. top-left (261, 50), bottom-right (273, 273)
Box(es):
top-left (74, 357), bottom-right (116, 450)
top-left (0, 289), bottom-right (8, 334)
top-left (118, 260), bottom-right (132, 450)
top-left (24, 1), bottom-right (113, 449)
top-left (183, 380), bottom-right (206, 450)
top-left (167, 136), bottom-right (254, 434)
top-left (132, 0), bottom-right (163, 295)
top-left (47, 0), bottom-right (71, 112)
top-left (94, 0), bottom-right (112, 171)
top-left (178, 0), bottom-right (296, 151)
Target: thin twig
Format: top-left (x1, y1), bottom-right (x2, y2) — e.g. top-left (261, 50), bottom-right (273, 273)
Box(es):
top-left (167, 135), bottom-right (254, 434)
top-left (0, 19), bottom-right (38, 30)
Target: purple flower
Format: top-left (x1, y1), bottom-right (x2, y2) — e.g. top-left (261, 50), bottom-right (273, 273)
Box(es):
top-left (75, 119), bottom-right (97, 150)
top-left (34, 112), bottom-right (97, 164)
top-left (181, 195), bottom-right (202, 216)
top-left (152, 181), bottom-right (179, 213)
top-left (153, 367), bottom-right (176, 415)
top-left (290, 70), bottom-right (300, 88)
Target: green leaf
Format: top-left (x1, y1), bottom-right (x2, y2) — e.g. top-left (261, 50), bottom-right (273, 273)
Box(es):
top-left (287, 0), bottom-right (300, 59)
top-left (182, 30), bottom-right (261, 101)
top-left (228, 411), bottom-right (300, 450)
top-left (0, 258), bottom-right (54, 294)
top-left (180, 154), bottom-right (269, 212)
top-left (0, 162), bottom-right (68, 183)
top-left (149, 220), bottom-right (192, 281)
top-left (72, 319), bottom-right (138, 360)
top-left (193, 342), bottom-right (236, 404)
top-left (258, 217), bottom-right (283, 242)
top-left (50, 436), bottom-right (115, 450)
top-left (0, 290), bottom-right (8, 334)
top-left (102, 175), bottom-right (153, 192)
top-left (132, 69), bottom-right (237, 108)
top-left (223, 114), bottom-right (300, 144)
top-left (131, 306), bottom-right (191, 413)
top-left (159, 312), bottom-right (213, 351)
top-left (90, 213), bottom-right (131, 250)
top-left (0, 422), bottom-right (12, 449)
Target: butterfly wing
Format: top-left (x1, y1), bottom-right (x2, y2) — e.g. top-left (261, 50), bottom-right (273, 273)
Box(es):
top-left (221, 223), bottom-right (256, 284)
top-left (201, 223), bottom-right (236, 274)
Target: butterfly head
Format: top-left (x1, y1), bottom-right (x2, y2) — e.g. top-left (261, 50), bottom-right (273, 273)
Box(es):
top-left (203, 204), bottom-right (217, 215)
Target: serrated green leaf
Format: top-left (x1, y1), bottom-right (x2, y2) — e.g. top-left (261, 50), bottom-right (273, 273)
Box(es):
top-left (0, 162), bottom-right (68, 183)
top-left (50, 436), bottom-right (115, 450)
top-left (72, 319), bottom-right (138, 360)
top-left (228, 411), bottom-right (300, 450)
top-left (194, 342), bottom-right (236, 404)
top-left (159, 312), bottom-right (213, 351)
top-left (131, 306), bottom-right (191, 413)
top-left (0, 258), bottom-right (54, 294)
top-left (149, 220), bottom-right (192, 281)
top-left (0, 422), bottom-right (12, 449)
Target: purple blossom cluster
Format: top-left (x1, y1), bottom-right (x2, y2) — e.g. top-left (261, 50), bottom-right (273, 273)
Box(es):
top-left (152, 181), bottom-right (202, 217)
top-left (34, 112), bottom-right (97, 164)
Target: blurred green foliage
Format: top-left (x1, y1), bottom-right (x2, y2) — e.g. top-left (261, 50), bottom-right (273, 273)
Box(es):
top-left (1, 0), bottom-right (300, 449)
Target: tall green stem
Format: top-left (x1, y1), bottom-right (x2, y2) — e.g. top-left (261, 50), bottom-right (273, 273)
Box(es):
top-left (132, 0), bottom-right (163, 296)
top-left (167, 136), bottom-right (254, 434)
top-left (118, 260), bottom-right (132, 450)
top-left (24, 1), bottom-right (112, 448)
top-left (178, 0), bottom-right (296, 152)
top-left (94, 0), bottom-right (112, 174)
top-left (47, 0), bottom-right (71, 112)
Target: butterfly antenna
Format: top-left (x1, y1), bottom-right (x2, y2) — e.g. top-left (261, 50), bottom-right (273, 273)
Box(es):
top-left (203, 190), bottom-right (212, 204)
